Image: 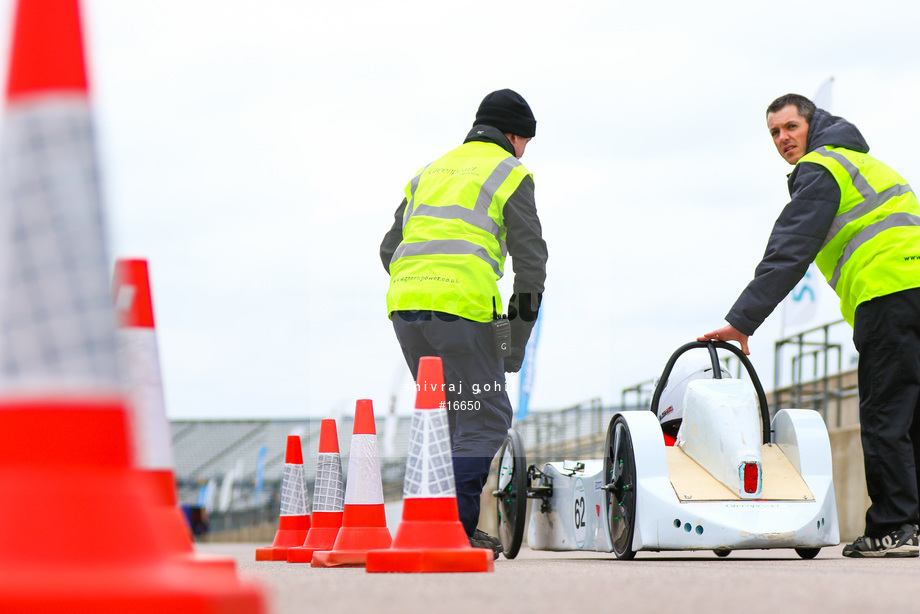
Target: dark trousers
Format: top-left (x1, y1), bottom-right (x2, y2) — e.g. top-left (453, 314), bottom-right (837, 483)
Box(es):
top-left (852, 287), bottom-right (920, 536)
top-left (392, 311), bottom-right (512, 535)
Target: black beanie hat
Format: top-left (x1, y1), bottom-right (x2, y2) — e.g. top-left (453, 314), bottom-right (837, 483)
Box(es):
top-left (473, 89), bottom-right (536, 138)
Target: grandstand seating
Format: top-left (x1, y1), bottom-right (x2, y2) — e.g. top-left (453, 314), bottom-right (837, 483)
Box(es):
top-left (171, 414), bottom-right (414, 509)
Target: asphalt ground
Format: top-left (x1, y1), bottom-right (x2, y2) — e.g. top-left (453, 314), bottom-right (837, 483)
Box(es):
top-left (201, 542), bottom-right (918, 614)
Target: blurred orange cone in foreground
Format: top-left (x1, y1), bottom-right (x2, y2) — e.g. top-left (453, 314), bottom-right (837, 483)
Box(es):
top-left (114, 257), bottom-right (235, 571)
top-left (256, 435), bottom-right (312, 560)
top-left (312, 400), bottom-right (392, 567)
top-left (288, 419), bottom-right (345, 563)
top-left (366, 356), bottom-right (493, 572)
top-left (0, 1), bottom-right (263, 611)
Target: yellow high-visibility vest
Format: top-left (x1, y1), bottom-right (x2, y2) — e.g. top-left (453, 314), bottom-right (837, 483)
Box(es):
top-left (802, 146), bottom-right (920, 324)
top-left (386, 140), bottom-right (532, 321)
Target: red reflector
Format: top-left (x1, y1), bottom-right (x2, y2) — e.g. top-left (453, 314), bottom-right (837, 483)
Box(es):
top-left (742, 462), bottom-right (759, 494)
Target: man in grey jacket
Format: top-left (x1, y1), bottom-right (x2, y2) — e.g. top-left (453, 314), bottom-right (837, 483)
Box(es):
top-left (380, 89), bottom-right (547, 558)
top-left (700, 93), bottom-right (920, 557)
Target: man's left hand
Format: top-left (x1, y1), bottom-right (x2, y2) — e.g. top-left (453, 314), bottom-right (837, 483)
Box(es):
top-left (504, 348), bottom-right (525, 373)
top-left (698, 324), bottom-right (750, 355)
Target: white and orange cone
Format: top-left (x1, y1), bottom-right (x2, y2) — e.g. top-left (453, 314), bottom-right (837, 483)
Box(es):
top-left (256, 435), bottom-right (311, 561)
top-left (366, 356), bottom-right (493, 572)
top-left (312, 400), bottom-right (392, 567)
top-left (0, 2), bottom-right (263, 611)
top-left (114, 258), bottom-right (235, 571)
top-left (288, 419), bottom-right (345, 563)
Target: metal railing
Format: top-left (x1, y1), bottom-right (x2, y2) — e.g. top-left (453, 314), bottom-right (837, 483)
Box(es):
top-left (772, 319), bottom-right (854, 426)
top-left (512, 398), bottom-right (650, 467)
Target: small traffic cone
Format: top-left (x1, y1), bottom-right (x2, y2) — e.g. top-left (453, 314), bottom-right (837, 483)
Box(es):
top-left (288, 419), bottom-right (345, 563)
top-left (0, 1), bottom-right (263, 611)
top-left (114, 258), bottom-right (235, 571)
top-left (256, 435), bottom-right (311, 561)
top-left (312, 400), bottom-right (392, 567)
top-left (366, 357), bottom-right (493, 572)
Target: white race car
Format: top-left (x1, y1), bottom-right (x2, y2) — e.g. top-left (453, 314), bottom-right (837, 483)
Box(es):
top-left (493, 340), bottom-right (840, 560)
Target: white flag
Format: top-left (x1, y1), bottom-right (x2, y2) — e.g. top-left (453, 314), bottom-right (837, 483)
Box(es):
top-left (813, 76), bottom-right (834, 111)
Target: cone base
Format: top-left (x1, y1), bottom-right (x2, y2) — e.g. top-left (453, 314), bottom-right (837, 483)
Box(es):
top-left (186, 551), bottom-right (238, 571)
top-left (0, 566), bottom-right (264, 614)
top-left (391, 519), bottom-right (471, 550)
top-left (255, 523), bottom-right (311, 561)
top-left (287, 526), bottom-right (342, 563)
top-left (311, 549), bottom-right (374, 568)
top-left (0, 402), bottom-right (264, 612)
top-left (255, 546), bottom-right (294, 562)
top-left (286, 546), bottom-right (317, 564)
top-left (366, 547), bottom-right (494, 573)
top-left (310, 523), bottom-right (392, 566)
top-left (326, 524), bottom-right (392, 553)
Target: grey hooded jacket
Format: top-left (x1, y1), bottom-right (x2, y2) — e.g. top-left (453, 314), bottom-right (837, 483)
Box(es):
top-left (725, 109), bottom-right (870, 335)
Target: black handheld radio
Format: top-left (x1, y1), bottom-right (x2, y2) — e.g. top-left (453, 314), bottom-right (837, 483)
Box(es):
top-left (491, 297), bottom-right (512, 359)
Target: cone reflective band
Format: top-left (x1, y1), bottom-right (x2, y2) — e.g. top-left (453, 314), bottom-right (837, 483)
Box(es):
top-left (403, 409), bottom-right (455, 498)
top-left (256, 435), bottom-right (311, 561)
top-left (0, 2), bottom-right (264, 610)
top-left (114, 258), bottom-right (173, 470)
top-left (345, 423), bottom-right (385, 507)
top-left (312, 431), bottom-right (345, 514)
top-left (367, 357), bottom-right (493, 573)
top-left (280, 439), bottom-right (310, 517)
top-left (0, 2), bottom-right (117, 392)
top-left (288, 419), bottom-right (345, 563)
top-left (312, 400), bottom-right (392, 567)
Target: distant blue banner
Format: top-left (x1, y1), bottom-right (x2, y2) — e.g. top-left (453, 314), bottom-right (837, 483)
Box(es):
top-left (253, 445), bottom-right (268, 500)
top-left (516, 309), bottom-right (543, 421)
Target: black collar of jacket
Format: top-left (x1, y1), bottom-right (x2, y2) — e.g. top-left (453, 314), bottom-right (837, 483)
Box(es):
top-left (464, 124), bottom-right (516, 157)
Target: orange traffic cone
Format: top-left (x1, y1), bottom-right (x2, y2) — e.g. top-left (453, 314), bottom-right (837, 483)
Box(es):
top-left (288, 419), bottom-right (345, 563)
top-left (0, 2), bottom-right (263, 611)
top-left (256, 435), bottom-right (311, 560)
top-left (367, 356), bottom-right (493, 572)
top-left (312, 400), bottom-right (392, 567)
top-left (114, 258), bottom-right (235, 571)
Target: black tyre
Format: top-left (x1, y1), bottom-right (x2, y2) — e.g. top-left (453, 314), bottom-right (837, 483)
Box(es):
top-left (795, 547), bottom-right (820, 560)
top-left (713, 548), bottom-right (731, 557)
top-left (494, 429), bottom-right (527, 559)
top-left (603, 415), bottom-right (637, 560)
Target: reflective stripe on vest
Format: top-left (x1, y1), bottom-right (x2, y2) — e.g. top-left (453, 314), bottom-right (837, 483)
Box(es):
top-left (829, 211), bottom-right (920, 290)
top-left (392, 239), bottom-right (502, 278)
top-left (802, 146), bottom-right (920, 324)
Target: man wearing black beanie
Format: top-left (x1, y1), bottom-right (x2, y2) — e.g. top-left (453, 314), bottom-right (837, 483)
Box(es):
top-left (380, 89), bottom-right (547, 559)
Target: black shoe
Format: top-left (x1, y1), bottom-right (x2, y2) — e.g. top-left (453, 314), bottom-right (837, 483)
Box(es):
top-left (842, 524), bottom-right (919, 558)
top-left (469, 529), bottom-right (502, 560)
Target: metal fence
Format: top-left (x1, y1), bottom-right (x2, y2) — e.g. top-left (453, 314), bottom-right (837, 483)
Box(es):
top-left (771, 319), bottom-right (858, 427)
top-left (513, 398), bottom-right (648, 467)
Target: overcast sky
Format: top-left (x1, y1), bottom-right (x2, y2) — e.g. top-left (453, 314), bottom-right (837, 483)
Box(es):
top-left (2, 0), bottom-right (918, 420)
